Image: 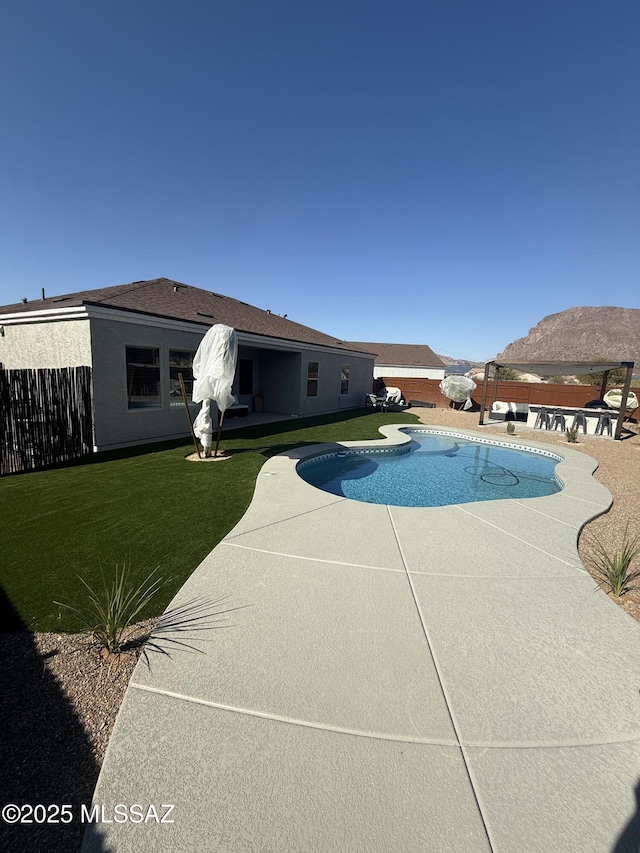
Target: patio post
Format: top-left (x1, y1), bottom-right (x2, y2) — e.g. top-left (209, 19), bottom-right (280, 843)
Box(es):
top-left (491, 364), bottom-right (500, 413)
top-left (599, 370), bottom-right (610, 400)
top-left (479, 361), bottom-right (493, 425)
top-left (614, 362), bottom-right (634, 440)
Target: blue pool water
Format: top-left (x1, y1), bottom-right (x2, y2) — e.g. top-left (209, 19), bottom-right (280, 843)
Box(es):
top-left (297, 431), bottom-right (562, 508)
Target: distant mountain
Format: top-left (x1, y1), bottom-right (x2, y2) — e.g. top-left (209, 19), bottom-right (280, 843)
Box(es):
top-left (497, 307), bottom-right (640, 366)
top-left (443, 364), bottom-right (474, 375)
top-left (436, 355), bottom-right (484, 376)
top-left (437, 355), bottom-right (483, 367)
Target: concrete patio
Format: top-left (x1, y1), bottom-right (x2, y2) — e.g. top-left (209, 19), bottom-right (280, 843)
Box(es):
top-left (83, 426), bottom-right (640, 852)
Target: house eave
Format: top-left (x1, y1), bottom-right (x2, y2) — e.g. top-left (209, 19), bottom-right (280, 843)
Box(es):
top-left (0, 304), bottom-right (376, 360)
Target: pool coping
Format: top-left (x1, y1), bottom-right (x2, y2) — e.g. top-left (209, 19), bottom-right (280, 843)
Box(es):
top-left (279, 423), bottom-right (612, 529)
top-left (83, 424), bottom-right (640, 853)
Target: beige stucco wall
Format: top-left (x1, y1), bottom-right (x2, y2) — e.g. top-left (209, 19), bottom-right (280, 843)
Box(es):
top-left (299, 350), bottom-right (375, 416)
top-left (89, 316), bottom-right (206, 450)
top-left (0, 319), bottom-right (92, 369)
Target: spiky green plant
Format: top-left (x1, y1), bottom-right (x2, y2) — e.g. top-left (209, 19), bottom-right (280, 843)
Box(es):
top-left (506, 421), bottom-right (516, 435)
top-left (565, 425), bottom-right (579, 443)
top-left (55, 563), bottom-right (164, 653)
top-left (587, 526), bottom-right (640, 597)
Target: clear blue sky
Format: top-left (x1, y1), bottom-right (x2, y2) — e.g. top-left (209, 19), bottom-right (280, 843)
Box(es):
top-left (1, 1), bottom-right (638, 361)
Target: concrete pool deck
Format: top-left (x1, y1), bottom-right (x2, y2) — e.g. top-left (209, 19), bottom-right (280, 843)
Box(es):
top-left (84, 426), bottom-right (640, 852)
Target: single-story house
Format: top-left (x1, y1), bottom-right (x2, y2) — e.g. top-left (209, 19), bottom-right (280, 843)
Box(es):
top-left (347, 342), bottom-right (445, 381)
top-left (0, 278), bottom-right (375, 451)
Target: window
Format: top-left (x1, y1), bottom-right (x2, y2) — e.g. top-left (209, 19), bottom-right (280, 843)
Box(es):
top-left (340, 364), bottom-right (350, 395)
top-left (307, 361), bottom-right (319, 397)
top-left (239, 358), bottom-right (253, 396)
top-left (126, 346), bottom-right (161, 409)
top-left (169, 350), bottom-right (196, 407)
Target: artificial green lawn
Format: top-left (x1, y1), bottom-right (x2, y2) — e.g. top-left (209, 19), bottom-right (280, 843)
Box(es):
top-left (1, 409), bottom-right (419, 633)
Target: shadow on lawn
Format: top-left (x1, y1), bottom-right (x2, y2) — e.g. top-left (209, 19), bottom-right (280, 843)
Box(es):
top-left (5, 408), bottom-right (407, 475)
top-left (0, 586), bottom-right (109, 853)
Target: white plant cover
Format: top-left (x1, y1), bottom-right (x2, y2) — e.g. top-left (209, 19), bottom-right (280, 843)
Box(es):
top-left (603, 389), bottom-right (639, 412)
top-left (384, 387), bottom-right (404, 404)
top-left (192, 324), bottom-right (238, 449)
top-left (439, 375), bottom-right (477, 408)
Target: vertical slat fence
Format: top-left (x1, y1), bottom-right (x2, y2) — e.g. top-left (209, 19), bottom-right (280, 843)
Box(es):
top-left (0, 366), bottom-right (93, 476)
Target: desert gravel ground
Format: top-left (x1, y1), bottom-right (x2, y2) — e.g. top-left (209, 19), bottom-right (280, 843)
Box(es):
top-left (2, 409), bottom-right (639, 852)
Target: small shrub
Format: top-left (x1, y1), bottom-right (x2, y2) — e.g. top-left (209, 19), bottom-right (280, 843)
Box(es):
top-left (55, 562), bottom-right (165, 653)
top-left (506, 421), bottom-right (516, 435)
top-left (575, 368), bottom-right (627, 386)
top-left (587, 525), bottom-right (640, 597)
top-left (497, 367), bottom-right (521, 381)
top-left (566, 425), bottom-right (579, 443)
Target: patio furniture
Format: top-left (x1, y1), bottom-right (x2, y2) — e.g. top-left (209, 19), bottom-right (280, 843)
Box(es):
top-left (490, 401), bottom-right (528, 422)
top-left (366, 392), bottom-right (390, 411)
top-left (603, 389), bottom-right (639, 413)
top-left (550, 410), bottom-right (566, 431)
top-left (225, 404), bottom-right (249, 419)
top-left (534, 408), bottom-right (551, 430)
top-left (571, 412), bottom-right (588, 434)
top-left (595, 411), bottom-right (614, 437)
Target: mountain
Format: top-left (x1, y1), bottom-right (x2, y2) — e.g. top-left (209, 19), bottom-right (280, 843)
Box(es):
top-left (497, 307), bottom-right (640, 365)
top-left (437, 355), bottom-right (483, 367)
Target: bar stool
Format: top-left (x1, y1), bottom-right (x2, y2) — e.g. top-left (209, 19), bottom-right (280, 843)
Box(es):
top-left (571, 412), bottom-right (588, 434)
top-left (550, 410), bottom-right (566, 431)
top-left (595, 411), bottom-right (613, 437)
top-left (534, 407), bottom-right (550, 429)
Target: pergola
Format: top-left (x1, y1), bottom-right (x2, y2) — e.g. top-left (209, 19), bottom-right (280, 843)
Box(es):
top-left (478, 360), bottom-right (636, 440)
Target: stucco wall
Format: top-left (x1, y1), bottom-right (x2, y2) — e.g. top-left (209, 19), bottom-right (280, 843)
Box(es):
top-left (89, 317), bottom-right (206, 450)
top-left (260, 350), bottom-right (302, 413)
top-left (2, 313), bottom-right (377, 449)
top-left (0, 319), bottom-right (92, 369)
top-left (300, 350), bottom-right (375, 416)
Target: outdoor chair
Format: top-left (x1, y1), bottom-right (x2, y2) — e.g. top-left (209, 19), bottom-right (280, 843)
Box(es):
top-left (534, 408), bottom-right (551, 430)
top-left (550, 410), bottom-right (566, 431)
top-left (571, 412), bottom-right (588, 434)
top-left (595, 411), bottom-right (613, 437)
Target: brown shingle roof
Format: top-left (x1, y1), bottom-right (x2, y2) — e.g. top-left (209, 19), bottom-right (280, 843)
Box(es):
top-left (347, 341), bottom-right (445, 368)
top-left (0, 278), bottom-right (372, 354)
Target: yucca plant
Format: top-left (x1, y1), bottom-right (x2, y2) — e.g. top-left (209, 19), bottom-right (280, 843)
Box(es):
top-left (55, 563), bottom-right (164, 653)
top-left (506, 421), bottom-right (516, 435)
top-left (587, 525), bottom-right (640, 597)
top-left (565, 425), bottom-right (579, 443)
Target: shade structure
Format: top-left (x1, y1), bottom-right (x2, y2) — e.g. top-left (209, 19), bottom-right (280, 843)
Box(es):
top-left (478, 360), bottom-right (635, 440)
top-left (192, 324), bottom-right (238, 454)
top-left (490, 360), bottom-right (626, 377)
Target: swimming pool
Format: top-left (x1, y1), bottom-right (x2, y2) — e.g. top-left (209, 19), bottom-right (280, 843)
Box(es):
top-left (297, 430), bottom-right (562, 508)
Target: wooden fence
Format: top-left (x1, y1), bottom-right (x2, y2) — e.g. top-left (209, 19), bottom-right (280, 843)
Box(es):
top-left (379, 376), bottom-right (639, 421)
top-left (0, 366), bottom-right (93, 476)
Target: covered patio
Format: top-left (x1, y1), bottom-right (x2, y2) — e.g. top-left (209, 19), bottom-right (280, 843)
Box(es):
top-left (478, 360), bottom-right (636, 440)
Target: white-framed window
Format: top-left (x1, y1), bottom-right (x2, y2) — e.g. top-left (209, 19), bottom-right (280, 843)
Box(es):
top-left (340, 364), bottom-right (350, 395)
top-left (169, 349), bottom-right (196, 407)
top-left (307, 361), bottom-right (319, 397)
top-left (126, 346), bottom-right (161, 409)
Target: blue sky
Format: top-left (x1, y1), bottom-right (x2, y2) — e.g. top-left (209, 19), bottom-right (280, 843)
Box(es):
top-left (1, 1), bottom-right (638, 361)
